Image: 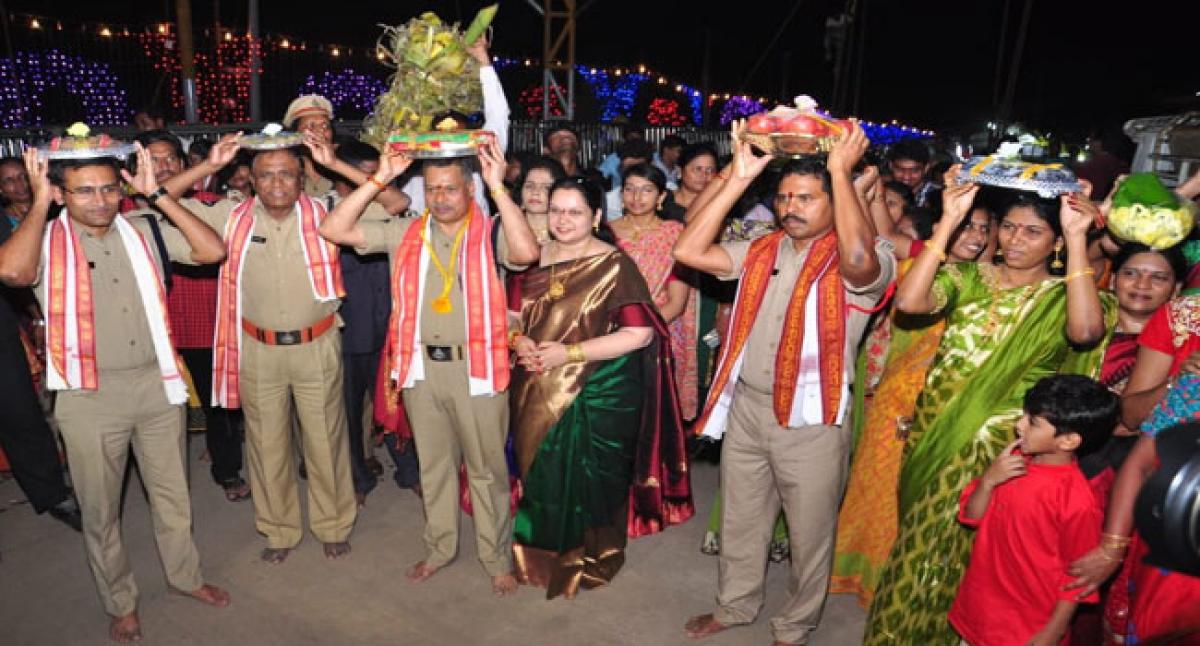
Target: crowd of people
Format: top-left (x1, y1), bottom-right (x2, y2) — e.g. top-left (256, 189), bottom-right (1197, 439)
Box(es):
top-left (2, 37), bottom-right (1200, 646)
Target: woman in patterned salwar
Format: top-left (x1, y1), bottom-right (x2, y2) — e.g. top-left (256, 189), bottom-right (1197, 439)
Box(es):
top-left (508, 177), bottom-right (693, 599)
top-left (863, 176), bottom-right (1115, 645)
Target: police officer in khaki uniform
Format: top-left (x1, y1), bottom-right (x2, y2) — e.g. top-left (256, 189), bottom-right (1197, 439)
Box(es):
top-left (163, 141), bottom-right (358, 564)
top-left (675, 124), bottom-right (894, 645)
top-left (320, 144), bottom-right (540, 595)
top-left (0, 146), bottom-right (229, 643)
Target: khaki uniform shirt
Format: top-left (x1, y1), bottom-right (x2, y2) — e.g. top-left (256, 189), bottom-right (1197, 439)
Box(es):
top-left (717, 235), bottom-right (896, 402)
top-left (356, 216), bottom-right (524, 347)
top-left (34, 209), bottom-right (196, 370)
top-left (185, 197), bottom-right (340, 330)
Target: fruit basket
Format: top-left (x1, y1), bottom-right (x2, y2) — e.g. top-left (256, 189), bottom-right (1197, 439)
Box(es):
top-left (738, 95), bottom-right (847, 158)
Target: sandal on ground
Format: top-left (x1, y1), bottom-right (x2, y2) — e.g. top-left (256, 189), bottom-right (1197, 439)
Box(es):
top-left (222, 478), bottom-right (251, 502)
top-left (261, 547), bottom-right (290, 564)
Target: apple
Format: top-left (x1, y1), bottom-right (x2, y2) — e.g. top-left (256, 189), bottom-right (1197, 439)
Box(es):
top-left (746, 113), bottom-right (778, 134)
top-left (780, 115), bottom-right (829, 137)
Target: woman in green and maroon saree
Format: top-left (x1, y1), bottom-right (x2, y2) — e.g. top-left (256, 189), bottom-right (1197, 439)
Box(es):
top-left (508, 177), bottom-right (694, 599)
top-left (864, 180), bottom-right (1115, 644)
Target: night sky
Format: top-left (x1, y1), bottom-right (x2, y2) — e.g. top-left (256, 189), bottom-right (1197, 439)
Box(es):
top-left (8, 0), bottom-right (1197, 136)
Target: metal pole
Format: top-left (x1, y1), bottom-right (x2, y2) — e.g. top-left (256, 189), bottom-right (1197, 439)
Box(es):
top-left (999, 0), bottom-right (1034, 126)
top-left (248, 0), bottom-right (260, 122)
top-left (176, 0), bottom-right (199, 123)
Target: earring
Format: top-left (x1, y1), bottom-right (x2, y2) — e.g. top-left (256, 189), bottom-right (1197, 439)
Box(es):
top-left (1051, 241), bottom-right (1064, 270)
top-left (593, 222), bottom-right (599, 233)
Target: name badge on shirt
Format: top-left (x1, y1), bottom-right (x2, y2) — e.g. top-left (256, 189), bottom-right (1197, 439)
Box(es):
top-left (251, 235), bottom-right (267, 244)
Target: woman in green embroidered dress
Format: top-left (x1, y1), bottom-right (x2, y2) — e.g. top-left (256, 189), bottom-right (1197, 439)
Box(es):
top-left (863, 175), bottom-right (1115, 644)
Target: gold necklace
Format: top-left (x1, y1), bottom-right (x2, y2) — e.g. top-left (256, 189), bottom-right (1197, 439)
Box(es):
top-left (623, 214), bottom-right (657, 242)
top-left (546, 241), bottom-right (589, 300)
top-left (418, 209), bottom-right (471, 314)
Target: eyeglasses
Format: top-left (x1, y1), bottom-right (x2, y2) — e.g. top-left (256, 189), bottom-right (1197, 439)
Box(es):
top-left (622, 185), bottom-right (658, 196)
top-left (298, 121), bottom-right (332, 132)
top-left (774, 192), bottom-right (817, 205)
top-left (63, 183), bottom-right (122, 197)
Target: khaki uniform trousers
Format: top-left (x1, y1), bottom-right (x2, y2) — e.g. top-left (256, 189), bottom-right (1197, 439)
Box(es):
top-left (55, 364), bottom-right (204, 617)
top-left (402, 354), bottom-right (512, 576)
top-left (714, 381), bottom-right (852, 645)
top-left (239, 329), bottom-right (356, 548)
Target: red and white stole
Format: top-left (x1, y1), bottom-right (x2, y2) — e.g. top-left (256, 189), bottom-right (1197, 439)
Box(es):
top-left (695, 230), bottom-right (847, 439)
top-left (383, 203), bottom-right (509, 396)
top-left (211, 195), bottom-right (344, 408)
top-left (42, 214), bottom-right (188, 404)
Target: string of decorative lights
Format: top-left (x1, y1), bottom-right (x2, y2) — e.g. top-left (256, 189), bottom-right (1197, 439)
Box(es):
top-left (0, 50), bottom-right (131, 128)
top-left (3, 13), bottom-right (934, 139)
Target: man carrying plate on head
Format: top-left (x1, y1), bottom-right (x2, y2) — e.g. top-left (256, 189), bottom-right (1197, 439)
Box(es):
top-left (0, 134), bottom-right (229, 644)
top-left (320, 139), bottom-right (539, 596)
top-left (157, 134), bottom-right (365, 565)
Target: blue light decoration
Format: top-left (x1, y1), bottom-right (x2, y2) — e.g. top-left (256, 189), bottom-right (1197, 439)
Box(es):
top-left (299, 69), bottom-right (387, 117)
top-left (0, 50), bottom-right (131, 128)
top-left (676, 83), bottom-right (703, 124)
top-left (577, 67), bottom-right (647, 123)
top-left (718, 96), bottom-right (767, 126)
top-left (856, 120), bottom-right (933, 145)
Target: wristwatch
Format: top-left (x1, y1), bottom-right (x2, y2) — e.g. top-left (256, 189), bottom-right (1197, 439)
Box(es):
top-left (146, 186), bottom-right (169, 203)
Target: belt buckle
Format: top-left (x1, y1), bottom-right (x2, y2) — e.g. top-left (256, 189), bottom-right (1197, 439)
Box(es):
top-left (276, 330), bottom-right (300, 345)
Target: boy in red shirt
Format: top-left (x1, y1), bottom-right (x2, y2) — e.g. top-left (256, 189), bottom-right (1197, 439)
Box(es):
top-left (949, 375), bottom-right (1117, 646)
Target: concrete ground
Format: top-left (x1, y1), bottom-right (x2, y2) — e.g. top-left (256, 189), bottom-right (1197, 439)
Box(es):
top-left (0, 436), bottom-right (865, 645)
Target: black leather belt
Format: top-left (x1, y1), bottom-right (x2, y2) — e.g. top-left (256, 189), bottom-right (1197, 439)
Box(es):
top-left (424, 344), bottom-right (464, 362)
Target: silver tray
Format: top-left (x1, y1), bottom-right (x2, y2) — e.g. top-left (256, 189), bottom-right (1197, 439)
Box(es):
top-left (957, 155), bottom-right (1082, 198)
top-left (38, 142), bottom-right (136, 160)
top-left (240, 133), bottom-right (305, 150)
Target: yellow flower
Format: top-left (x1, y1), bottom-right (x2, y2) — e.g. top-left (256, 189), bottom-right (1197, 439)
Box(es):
top-left (65, 122), bottom-right (90, 138)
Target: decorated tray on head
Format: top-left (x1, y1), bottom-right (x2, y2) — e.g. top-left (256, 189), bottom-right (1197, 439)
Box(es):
top-left (739, 95), bottom-right (850, 157)
top-left (1106, 172), bottom-right (1195, 249)
top-left (360, 5), bottom-right (499, 156)
top-left (386, 117), bottom-right (495, 159)
top-left (240, 123), bottom-right (305, 150)
top-left (957, 146), bottom-right (1082, 198)
top-left (38, 123), bottom-right (135, 160)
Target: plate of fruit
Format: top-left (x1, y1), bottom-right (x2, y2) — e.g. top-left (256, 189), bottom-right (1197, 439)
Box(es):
top-left (739, 95), bottom-right (849, 157)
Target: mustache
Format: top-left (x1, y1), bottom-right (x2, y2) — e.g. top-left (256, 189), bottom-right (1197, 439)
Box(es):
top-left (780, 214), bottom-right (807, 226)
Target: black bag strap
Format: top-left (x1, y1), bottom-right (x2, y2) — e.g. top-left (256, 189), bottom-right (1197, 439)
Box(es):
top-left (137, 214), bottom-right (173, 292)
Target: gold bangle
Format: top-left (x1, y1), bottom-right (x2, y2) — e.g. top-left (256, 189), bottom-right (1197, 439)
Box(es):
top-left (1101, 532), bottom-right (1132, 545)
top-left (489, 185), bottom-right (509, 199)
top-left (1065, 267), bottom-right (1096, 284)
top-left (926, 246), bottom-right (947, 263)
top-left (367, 175), bottom-right (386, 191)
top-left (566, 343), bottom-right (586, 363)
top-left (507, 329), bottom-right (523, 350)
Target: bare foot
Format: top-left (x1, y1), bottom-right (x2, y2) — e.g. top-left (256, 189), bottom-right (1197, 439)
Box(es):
top-left (492, 573), bottom-right (518, 596)
top-left (109, 612), bottom-right (142, 643)
top-left (406, 560), bottom-right (440, 583)
top-left (261, 547), bottom-right (290, 564)
top-left (184, 584), bottom-right (231, 608)
top-left (683, 614), bottom-right (730, 639)
top-left (323, 541), bottom-right (351, 559)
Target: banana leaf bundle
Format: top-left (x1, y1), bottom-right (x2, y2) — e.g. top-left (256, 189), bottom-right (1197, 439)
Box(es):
top-left (360, 5), bottom-right (498, 149)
